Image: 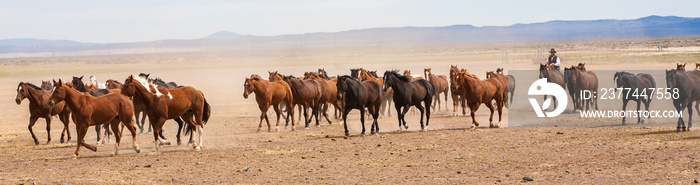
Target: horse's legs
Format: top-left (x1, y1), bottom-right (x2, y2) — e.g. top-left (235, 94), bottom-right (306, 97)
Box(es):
top-left (73, 124), bottom-right (88, 158)
top-left (395, 104), bottom-right (403, 131)
top-left (297, 105), bottom-right (303, 124)
top-left (461, 97), bottom-right (467, 116)
top-left (415, 103), bottom-right (426, 131)
top-left (621, 100), bottom-right (629, 125)
top-left (675, 102), bottom-right (685, 132)
top-left (59, 112), bottom-right (71, 143)
top-left (135, 111), bottom-right (143, 134)
top-left (636, 100), bottom-right (642, 124)
top-left (257, 105), bottom-right (268, 132)
top-left (103, 122), bottom-right (112, 144)
top-left (496, 97), bottom-right (504, 127)
top-left (426, 98), bottom-right (432, 129)
top-left (359, 108), bottom-right (366, 136)
top-left (28, 116), bottom-right (40, 145)
top-left (688, 101), bottom-right (694, 131)
top-left (109, 119), bottom-right (122, 155)
top-left (174, 117), bottom-right (185, 145)
top-left (321, 103), bottom-right (333, 124)
top-left (342, 107), bottom-right (351, 137)
top-left (152, 118), bottom-right (169, 152)
top-left (264, 110), bottom-right (272, 132)
top-left (94, 123), bottom-right (102, 145)
top-left (372, 104), bottom-right (381, 134)
top-left (469, 103), bottom-right (480, 128)
top-left (273, 104), bottom-right (282, 132)
top-left (485, 101), bottom-right (496, 127)
top-left (44, 116), bottom-right (52, 145)
top-left (400, 105), bottom-right (410, 129)
top-left (287, 102), bottom-right (296, 131)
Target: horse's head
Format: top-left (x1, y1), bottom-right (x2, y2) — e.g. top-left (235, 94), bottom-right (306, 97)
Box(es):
top-left (48, 79), bottom-right (67, 107)
top-left (695, 62), bottom-right (700, 70)
top-left (350, 68), bottom-right (359, 79)
top-left (382, 70), bottom-right (396, 91)
top-left (138, 73), bottom-right (150, 80)
top-left (41, 80), bottom-right (52, 91)
top-left (666, 69), bottom-right (678, 90)
top-left (538, 64), bottom-right (547, 79)
top-left (613, 71), bottom-right (626, 89)
top-left (121, 75), bottom-right (138, 97)
top-left (403, 70), bottom-right (411, 77)
top-left (243, 76), bottom-right (261, 99)
top-left (578, 63), bottom-right (587, 71)
top-left (15, 82), bottom-right (28, 105)
top-left (496, 68), bottom-right (504, 74)
top-left (304, 72), bottom-right (320, 80)
top-left (336, 75), bottom-right (349, 100)
top-left (677, 63), bottom-right (686, 71)
top-left (486, 71), bottom-right (496, 79)
top-left (71, 76), bottom-right (85, 90)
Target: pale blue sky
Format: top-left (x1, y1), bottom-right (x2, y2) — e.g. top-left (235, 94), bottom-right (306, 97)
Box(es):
top-left (1, 0), bottom-right (698, 43)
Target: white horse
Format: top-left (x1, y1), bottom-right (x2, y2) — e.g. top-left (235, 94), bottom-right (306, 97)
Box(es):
top-left (90, 75), bottom-right (107, 89)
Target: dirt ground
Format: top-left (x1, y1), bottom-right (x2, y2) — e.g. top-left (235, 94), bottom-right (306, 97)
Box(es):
top-left (1, 38), bottom-right (700, 184)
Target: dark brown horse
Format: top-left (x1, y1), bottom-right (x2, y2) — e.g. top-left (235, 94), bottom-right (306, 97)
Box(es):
top-left (613, 71), bottom-right (655, 124)
top-left (675, 64), bottom-right (700, 117)
top-left (383, 70), bottom-right (433, 131)
top-left (244, 74), bottom-right (295, 131)
top-left (48, 79), bottom-right (140, 158)
top-left (268, 71), bottom-right (304, 124)
top-left (453, 70), bottom-right (504, 128)
top-left (284, 75), bottom-right (323, 128)
top-left (16, 82), bottom-right (72, 145)
top-left (106, 79), bottom-right (123, 89)
top-left (122, 75), bottom-right (211, 151)
top-left (336, 75), bottom-right (382, 136)
top-left (539, 64), bottom-right (566, 110)
top-left (424, 68), bottom-right (449, 112)
top-left (666, 70), bottom-right (700, 132)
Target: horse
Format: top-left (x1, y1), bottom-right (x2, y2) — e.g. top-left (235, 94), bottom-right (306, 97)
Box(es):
top-left (666, 70), bottom-right (700, 132)
top-left (72, 76), bottom-right (113, 145)
top-left (122, 75), bottom-right (211, 151)
top-left (613, 71), bottom-right (656, 124)
top-left (539, 64), bottom-right (566, 110)
top-left (495, 68), bottom-right (516, 108)
top-left (318, 68), bottom-right (343, 119)
top-left (106, 79), bottom-right (123, 90)
top-left (486, 71), bottom-right (509, 109)
top-left (245, 74), bottom-right (296, 131)
top-left (677, 63), bottom-right (686, 71)
top-left (137, 74), bottom-right (193, 145)
top-left (107, 79), bottom-right (149, 135)
top-left (359, 68), bottom-right (393, 117)
top-left (423, 68), bottom-right (449, 112)
top-left (283, 75), bottom-right (323, 128)
top-left (382, 70), bottom-right (434, 131)
top-left (16, 82), bottom-right (72, 145)
top-left (90, 75), bottom-right (107, 89)
top-left (48, 79), bottom-right (140, 158)
top-left (696, 62), bottom-right (700, 70)
top-left (449, 65), bottom-right (467, 116)
top-left (570, 67), bottom-right (599, 111)
top-left (41, 81), bottom-right (52, 91)
top-left (336, 75), bottom-right (382, 137)
top-left (403, 70), bottom-right (424, 81)
top-left (350, 68), bottom-right (360, 79)
top-left (453, 70), bottom-right (504, 128)
top-left (304, 72), bottom-right (341, 124)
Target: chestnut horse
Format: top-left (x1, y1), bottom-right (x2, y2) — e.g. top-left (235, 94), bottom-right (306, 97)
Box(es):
top-left (666, 70), bottom-right (700, 132)
top-left (122, 75), bottom-right (211, 151)
top-left (495, 68), bottom-right (516, 108)
top-left (696, 62), bottom-right (700, 70)
top-left (244, 74), bottom-right (295, 131)
top-left (449, 65), bottom-right (467, 116)
top-left (268, 71), bottom-right (304, 124)
top-left (383, 70), bottom-right (434, 131)
top-left (284, 75), bottom-right (323, 128)
top-left (336, 75), bottom-right (382, 136)
top-left (48, 79), bottom-right (140, 158)
top-left (453, 71), bottom-right (504, 128)
top-left (359, 68), bottom-right (393, 117)
top-left (72, 76), bottom-right (113, 145)
top-left (135, 74), bottom-right (192, 144)
top-left (486, 71), bottom-right (509, 109)
top-left (403, 70), bottom-right (424, 81)
top-left (304, 72), bottom-right (340, 124)
top-left (318, 68), bottom-right (343, 119)
top-left (424, 68), bottom-right (449, 112)
top-left (677, 63), bottom-right (686, 71)
top-left (16, 82), bottom-right (72, 145)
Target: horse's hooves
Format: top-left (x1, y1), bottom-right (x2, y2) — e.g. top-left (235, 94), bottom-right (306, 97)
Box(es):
top-left (135, 148), bottom-right (141, 153)
top-left (305, 127), bottom-right (310, 130)
top-left (256, 130), bottom-right (261, 133)
top-left (60, 138), bottom-right (65, 143)
top-left (404, 125), bottom-right (409, 129)
top-left (194, 146), bottom-right (201, 151)
top-left (34, 141), bottom-right (39, 145)
top-left (360, 134), bottom-right (365, 137)
top-left (71, 154), bottom-right (78, 159)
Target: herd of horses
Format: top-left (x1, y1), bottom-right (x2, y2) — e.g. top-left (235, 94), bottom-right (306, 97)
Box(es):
top-left (244, 67), bottom-right (515, 137)
top-left (15, 74), bottom-right (210, 158)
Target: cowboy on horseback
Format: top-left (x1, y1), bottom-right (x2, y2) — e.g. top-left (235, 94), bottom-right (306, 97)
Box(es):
top-left (547, 48), bottom-right (561, 70)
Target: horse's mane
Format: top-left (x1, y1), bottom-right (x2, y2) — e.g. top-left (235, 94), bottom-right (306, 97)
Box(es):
top-left (21, 82), bottom-right (44, 91)
top-left (107, 79), bottom-right (121, 84)
top-left (387, 70), bottom-right (410, 82)
top-left (250, 74), bottom-right (263, 80)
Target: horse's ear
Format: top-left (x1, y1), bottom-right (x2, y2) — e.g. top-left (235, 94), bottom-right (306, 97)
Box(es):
top-left (79, 75), bottom-right (84, 80)
top-left (57, 79), bottom-right (63, 85)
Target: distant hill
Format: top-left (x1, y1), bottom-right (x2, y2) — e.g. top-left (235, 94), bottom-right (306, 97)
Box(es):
top-left (202, 31), bottom-right (242, 40)
top-left (1, 15), bottom-right (699, 55)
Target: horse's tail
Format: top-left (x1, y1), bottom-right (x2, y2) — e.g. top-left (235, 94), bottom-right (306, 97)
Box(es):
top-left (202, 97), bottom-right (211, 125)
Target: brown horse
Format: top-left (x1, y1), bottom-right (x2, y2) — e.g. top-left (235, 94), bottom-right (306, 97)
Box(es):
top-left (16, 82), bottom-right (72, 145)
top-left (423, 68), bottom-right (449, 112)
top-left (284, 75), bottom-right (323, 128)
top-left (268, 71), bottom-right (305, 124)
top-left (336, 75), bottom-right (382, 136)
top-left (359, 68), bottom-right (393, 117)
top-left (106, 79), bottom-right (123, 89)
top-left (695, 62), bottom-right (700, 70)
top-left (304, 72), bottom-right (340, 124)
top-left (106, 79), bottom-right (151, 135)
top-left (453, 71), bottom-right (504, 128)
top-left (244, 74), bottom-right (295, 132)
top-left (403, 70), bottom-right (424, 81)
top-left (122, 75), bottom-right (211, 151)
top-left (449, 65), bottom-right (467, 116)
top-left (570, 69), bottom-right (599, 110)
top-left (677, 63), bottom-right (686, 71)
top-left (486, 71), bottom-right (509, 108)
top-left (48, 79), bottom-right (140, 158)
top-left (539, 63), bottom-right (566, 110)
